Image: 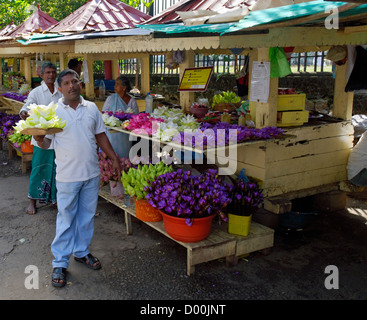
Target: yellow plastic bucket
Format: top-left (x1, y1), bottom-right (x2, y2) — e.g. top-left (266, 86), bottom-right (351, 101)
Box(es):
top-left (228, 213), bottom-right (252, 237)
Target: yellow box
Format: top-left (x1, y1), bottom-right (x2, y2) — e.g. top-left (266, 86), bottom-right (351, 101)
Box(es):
top-left (277, 110), bottom-right (309, 127)
top-left (277, 94), bottom-right (306, 111)
top-left (228, 214), bottom-right (252, 237)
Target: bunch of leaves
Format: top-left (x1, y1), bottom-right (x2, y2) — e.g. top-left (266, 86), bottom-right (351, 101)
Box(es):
top-left (121, 161), bottom-right (173, 200)
top-left (8, 131), bottom-right (31, 144)
top-left (145, 168), bottom-right (232, 226)
top-left (212, 91), bottom-right (241, 105)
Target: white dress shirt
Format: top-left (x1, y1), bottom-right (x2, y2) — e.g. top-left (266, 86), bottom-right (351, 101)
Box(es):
top-left (45, 97), bottom-right (106, 182)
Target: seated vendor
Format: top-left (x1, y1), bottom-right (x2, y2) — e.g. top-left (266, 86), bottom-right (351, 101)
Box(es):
top-left (347, 130), bottom-right (367, 187)
top-left (102, 76), bottom-right (139, 158)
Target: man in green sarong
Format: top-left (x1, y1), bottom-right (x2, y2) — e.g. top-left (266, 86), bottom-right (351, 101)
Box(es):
top-left (19, 62), bottom-right (62, 214)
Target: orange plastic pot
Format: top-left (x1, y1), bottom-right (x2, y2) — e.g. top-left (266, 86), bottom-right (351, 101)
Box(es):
top-left (134, 198), bottom-right (162, 222)
top-left (160, 211), bottom-right (214, 243)
top-left (21, 140), bottom-right (33, 153)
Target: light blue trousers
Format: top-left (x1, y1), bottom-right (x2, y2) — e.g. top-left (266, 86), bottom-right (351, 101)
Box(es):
top-left (51, 175), bottom-right (100, 269)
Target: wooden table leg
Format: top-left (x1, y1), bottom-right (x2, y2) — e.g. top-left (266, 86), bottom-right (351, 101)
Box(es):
top-left (187, 249), bottom-right (194, 276)
top-left (8, 142), bottom-right (13, 159)
top-left (124, 210), bottom-right (132, 235)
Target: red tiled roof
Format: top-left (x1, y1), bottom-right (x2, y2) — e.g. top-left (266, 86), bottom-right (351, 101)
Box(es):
top-left (46, 0), bottom-right (151, 33)
top-left (144, 0), bottom-right (256, 24)
top-left (7, 6), bottom-right (58, 37)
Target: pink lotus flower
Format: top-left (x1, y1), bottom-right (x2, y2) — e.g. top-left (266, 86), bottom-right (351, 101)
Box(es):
top-left (126, 113), bottom-right (164, 136)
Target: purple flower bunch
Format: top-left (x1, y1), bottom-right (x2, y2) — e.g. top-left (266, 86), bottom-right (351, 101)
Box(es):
top-left (145, 168), bottom-right (232, 226)
top-left (1, 92), bottom-right (28, 102)
top-left (226, 179), bottom-right (263, 216)
top-left (0, 113), bottom-right (20, 139)
top-left (200, 122), bottom-right (284, 143)
top-left (172, 122), bottom-right (284, 148)
top-left (102, 110), bottom-right (133, 122)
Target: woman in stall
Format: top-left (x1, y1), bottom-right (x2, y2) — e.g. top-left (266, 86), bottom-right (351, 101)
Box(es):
top-left (102, 76), bottom-right (139, 158)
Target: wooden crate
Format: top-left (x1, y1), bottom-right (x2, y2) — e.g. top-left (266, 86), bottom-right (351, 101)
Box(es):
top-left (98, 187), bottom-right (274, 276)
top-left (277, 110), bottom-right (309, 127)
top-left (216, 121), bottom-right (354, 200)
top-left (277, 93), bottom-right (306, 111)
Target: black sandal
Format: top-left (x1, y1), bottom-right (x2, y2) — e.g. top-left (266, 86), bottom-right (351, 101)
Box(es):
top-left (74, 253), bottom-right (101, 270)
top-left (52, 267), bottom-right (67, 288)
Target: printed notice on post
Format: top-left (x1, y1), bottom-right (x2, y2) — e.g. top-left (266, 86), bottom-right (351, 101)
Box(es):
top-left (249, 61), bottom-right (270, 103)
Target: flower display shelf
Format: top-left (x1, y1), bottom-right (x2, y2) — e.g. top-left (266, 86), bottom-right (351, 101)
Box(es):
top-left (7, 141), bottom-right (33, 174)
top-left (98, 185), bottom-right (274, 276)
top-left (106, 126), bottom-right (294, 154)
top-left (0, 95), bottom-right (24, 114)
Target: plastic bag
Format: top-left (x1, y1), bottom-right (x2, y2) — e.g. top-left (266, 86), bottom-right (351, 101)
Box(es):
top-left (269, 47), bottom-right (292, 78)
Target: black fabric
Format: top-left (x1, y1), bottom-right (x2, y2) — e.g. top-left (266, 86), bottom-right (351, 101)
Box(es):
top-left (345, 46), bottom-right (367, 92)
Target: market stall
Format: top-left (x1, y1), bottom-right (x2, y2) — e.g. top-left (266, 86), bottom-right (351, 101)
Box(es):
top-left (2, 0), bottom-right (367, 272)
top-left (69, 1), bottom-right (367, 213)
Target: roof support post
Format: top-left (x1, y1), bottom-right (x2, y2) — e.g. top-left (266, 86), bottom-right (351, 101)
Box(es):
top-left (248, 48), bottom-right (278, 128)
top-left (59, 52), bottom-right (66, 71)
top-left (333, 63), bottom-right (353, 120)
top-left (140, 54), bottom-right (150, 95)
top-left (112, 58), bottom-right (120, 79)
top-left (83, 54), bottom-right (95, 100)
top-left (179, 50), bottom-right (195, 112)
top-left (23, 56), bottom-right (32, 86)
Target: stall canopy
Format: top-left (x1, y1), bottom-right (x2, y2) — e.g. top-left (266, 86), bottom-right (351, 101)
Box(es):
top-left (142, 0), bottom-right (317, 25)
top-left (6, 5), bottom-right (58, 38)
top-left (137, 0), bottom-right (367, 35)
top-left (45, 0), bottom-right (151, 33)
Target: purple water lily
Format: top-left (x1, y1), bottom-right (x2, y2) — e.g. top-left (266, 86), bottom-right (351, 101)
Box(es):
top-left (226, 179), bottom-right (263, 216)
top-left (146, 168), bottom-right (232, 226)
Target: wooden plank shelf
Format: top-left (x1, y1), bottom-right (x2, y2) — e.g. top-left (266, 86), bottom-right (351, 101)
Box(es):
top-left (0, 96), bottom-right (24, 114)
top-left (98, 186), bottom-right (274, 275)
top-left (8, 141), bottom-right (32, 174)
top-left (105, 126), bottom-right (295, 154)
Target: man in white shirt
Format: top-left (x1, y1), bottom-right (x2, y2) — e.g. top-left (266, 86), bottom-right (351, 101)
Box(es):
top-left (20, 62), bottom-right (62, 215)
top-left (34, 69), bottom-right (121, 288)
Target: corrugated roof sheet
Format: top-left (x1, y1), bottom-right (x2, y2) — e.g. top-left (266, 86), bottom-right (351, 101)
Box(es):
top-left (138, 1), bottom-right (367, 34)
top-left (46, 0), bottom-right (151, 33)
top-left (0, 23), bottom-right (17, 37)
top-left (143, 0), bottom-right (256, 24)
top-left (7, 6), bottom-right (57, 37)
